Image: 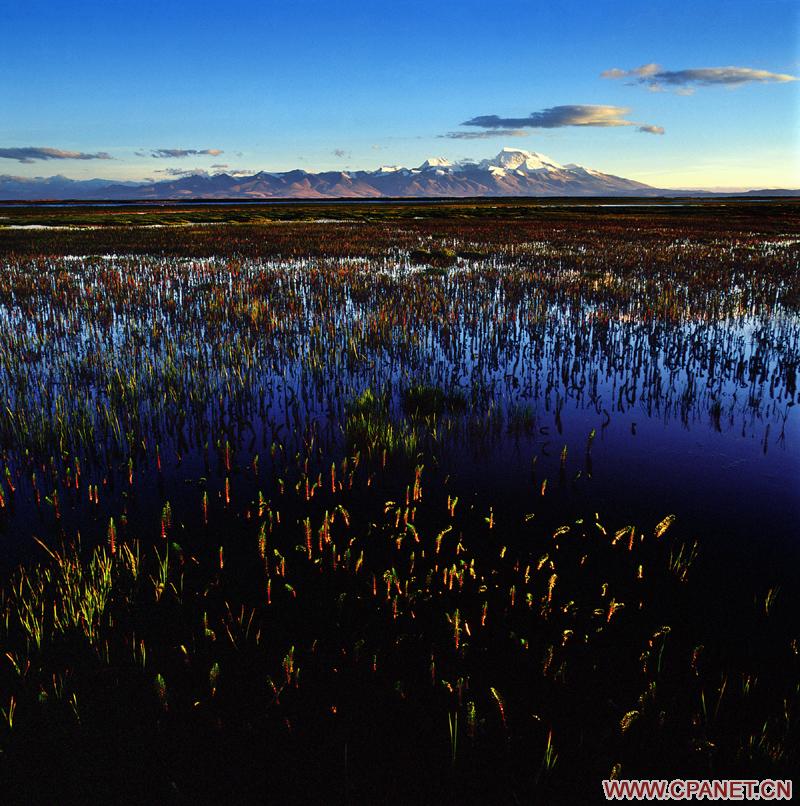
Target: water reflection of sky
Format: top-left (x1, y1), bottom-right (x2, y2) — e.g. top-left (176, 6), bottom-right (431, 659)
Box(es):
top-left (0, 252), bottom-right (797, 587)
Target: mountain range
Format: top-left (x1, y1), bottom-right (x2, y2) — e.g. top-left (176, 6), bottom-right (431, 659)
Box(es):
top-left (1, 148), bottom-right (797, 200)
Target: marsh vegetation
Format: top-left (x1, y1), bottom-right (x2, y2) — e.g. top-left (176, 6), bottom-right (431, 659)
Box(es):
top-left (0, 201), bottom-right (798, 804)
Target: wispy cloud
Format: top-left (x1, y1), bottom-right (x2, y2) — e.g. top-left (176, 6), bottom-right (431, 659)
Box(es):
top-left (154, 167), bottom-right (210, 177)
top-left (462, 105), bottom-right (662, 134)
top-left (153, 166), bottom-right (255, 179)
top-left (637, 124), bottom-right (665, 135)
top-left (439, 129), bottom-right (529, 140)
top-left (602, 64), bottom-right (798, 92)
top-left (0, 146), bottom-right (113, 164)
top-left (332, 148), bottom-right (350, 159)
top-left (602, 63), bottom-right (661, 80)
top-left (142, 148), bottom-right (224, 158)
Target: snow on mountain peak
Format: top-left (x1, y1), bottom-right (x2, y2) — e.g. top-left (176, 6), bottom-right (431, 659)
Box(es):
top-left (375, 165), bottom-right (405, 176)
top-left (385, 150), bottom-right (570, 176)
top-left (564, 163), bottom-right (605, 177)
top-left (418, 157), bottom-right (453, 170)
top-left (486, 148), bottom-right (565, 173)
top-left (0, 146), bottom-right (661, 199)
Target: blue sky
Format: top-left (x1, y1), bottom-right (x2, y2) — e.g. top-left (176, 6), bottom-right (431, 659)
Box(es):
top-left (1, 0), bottom-right (798, 188)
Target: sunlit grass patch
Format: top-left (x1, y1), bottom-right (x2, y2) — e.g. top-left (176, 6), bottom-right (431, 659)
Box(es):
top-left (344, 387), bottom-right (419, 458)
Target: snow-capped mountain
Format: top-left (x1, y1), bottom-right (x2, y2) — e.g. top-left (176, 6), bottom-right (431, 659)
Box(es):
top-left (480, 147), bottom-right (566, 173)
top-left (1, 149), bottom-right (793, 200)
top-left (418, 157), bottom-right (453, 170)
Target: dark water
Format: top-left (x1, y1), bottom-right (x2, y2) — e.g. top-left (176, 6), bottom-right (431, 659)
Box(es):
top-left (0, 252), bottom-right (797, 592)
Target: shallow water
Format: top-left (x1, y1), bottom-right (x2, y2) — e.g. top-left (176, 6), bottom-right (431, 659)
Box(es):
top-left (0, 249), bottom-right (797, 591)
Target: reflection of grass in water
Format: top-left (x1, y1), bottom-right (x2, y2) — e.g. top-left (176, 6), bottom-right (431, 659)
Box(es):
top-left (401, 384), bottom-right (466, 418)
top-left (0, 205), bottom-right (798, 799)
top-left (507, 403), bottom-right (535, 436)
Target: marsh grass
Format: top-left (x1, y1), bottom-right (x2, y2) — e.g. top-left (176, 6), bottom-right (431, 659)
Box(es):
top-left (344, 387), bottom-right (420, 458)
top-left (0, 472), bottom-right (795, 803)
top-left (409, 247), bottom-right (458, 270)
top-left (0, 203), bottom-right (797, 803)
